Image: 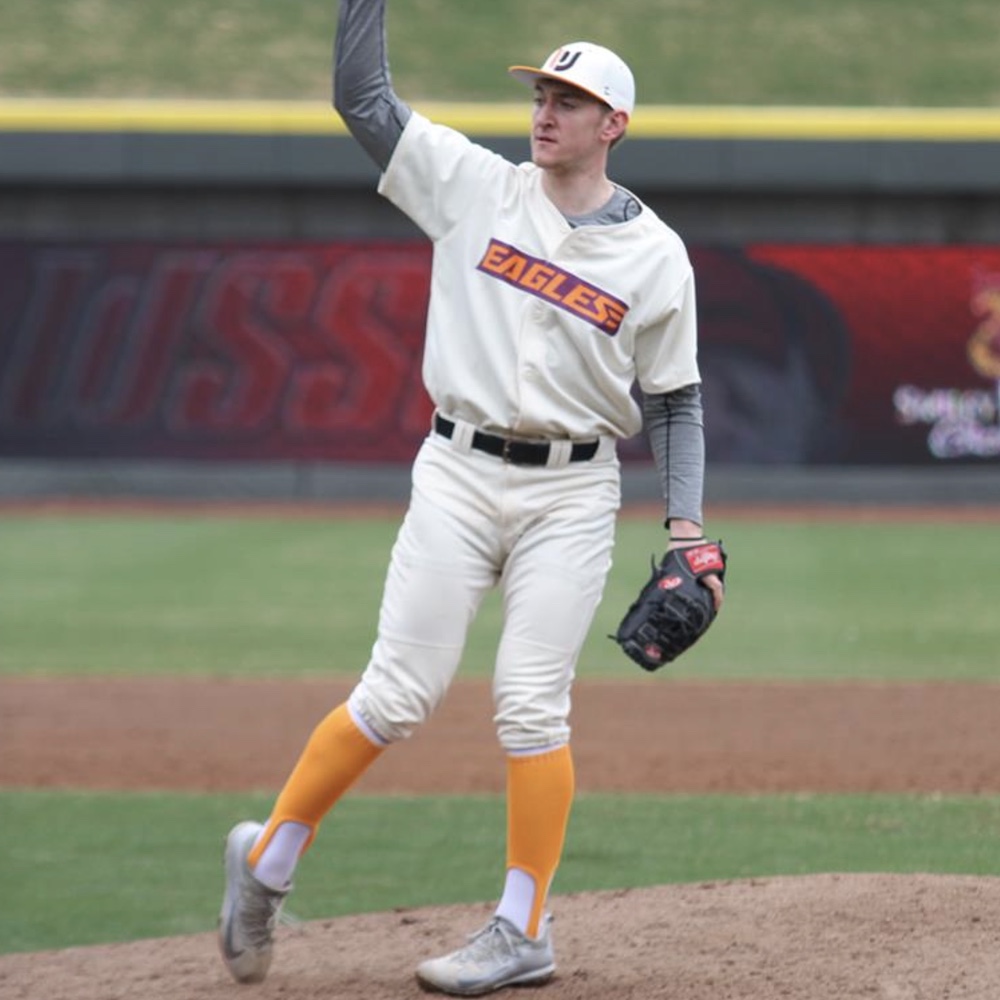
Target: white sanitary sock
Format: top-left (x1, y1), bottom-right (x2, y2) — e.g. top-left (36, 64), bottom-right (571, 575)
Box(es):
top-left (250, 821), bottom-right (311, 892)
top-left (494, 867), bottom-right (536, 936)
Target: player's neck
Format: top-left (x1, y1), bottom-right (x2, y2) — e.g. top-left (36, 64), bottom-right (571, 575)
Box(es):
top-left (541, 169), bottom-right (616, 219)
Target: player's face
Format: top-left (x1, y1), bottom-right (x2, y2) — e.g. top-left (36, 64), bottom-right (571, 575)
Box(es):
top-left (530, 82), bottom-right (620, 172)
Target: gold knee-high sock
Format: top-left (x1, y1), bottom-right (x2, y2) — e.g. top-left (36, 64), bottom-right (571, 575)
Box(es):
top-left (248, 703), bottom-right (383, 867)
top-left (506, 745), bottom-right (575, 938)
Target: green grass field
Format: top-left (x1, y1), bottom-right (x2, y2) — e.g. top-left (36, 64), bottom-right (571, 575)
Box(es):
top-left (1, 513), bottom-right (995, 681)
top-left (1, 510), bottom-right (998, 955)
top-left (5, 789), bottom-right (1000, 955)
top-left (1, 0), bottom-right (999, 106)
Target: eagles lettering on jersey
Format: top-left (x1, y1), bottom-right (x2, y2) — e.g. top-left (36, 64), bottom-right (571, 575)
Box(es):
top-left (477, 238), bottom-right (629, 336)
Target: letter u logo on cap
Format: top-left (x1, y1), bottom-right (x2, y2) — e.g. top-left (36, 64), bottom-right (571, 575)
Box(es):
top-left (552, 49), bottom-right (582, 72)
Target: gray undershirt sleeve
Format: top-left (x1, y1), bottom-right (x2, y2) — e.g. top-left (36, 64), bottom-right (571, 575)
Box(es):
top-left (333, 0), bottom-right (412, 170)
top-left (642, 384), bottom-right (706, 528)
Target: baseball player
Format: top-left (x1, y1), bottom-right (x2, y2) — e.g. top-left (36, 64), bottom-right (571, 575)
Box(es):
top-left (218, 0), bottom-right (724, 994)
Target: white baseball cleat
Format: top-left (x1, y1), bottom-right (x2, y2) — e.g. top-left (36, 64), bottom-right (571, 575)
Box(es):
top-left (415, 914), bottom-right (555, 996)
top-left (218, 820), bottom-right (289, 984)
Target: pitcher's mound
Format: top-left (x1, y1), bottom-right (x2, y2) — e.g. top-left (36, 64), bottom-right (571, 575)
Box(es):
top-left (3, 873), bottom-right (998, 1000)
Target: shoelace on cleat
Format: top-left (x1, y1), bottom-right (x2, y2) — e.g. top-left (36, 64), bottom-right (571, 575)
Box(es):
top-left (237, 883), bottom-right (285, 950)
top-left (454, 918), bottom-right (519, 966)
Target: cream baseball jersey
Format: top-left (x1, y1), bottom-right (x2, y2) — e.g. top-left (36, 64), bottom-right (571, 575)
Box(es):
top-left (379, 112), bottom-right (700, 441)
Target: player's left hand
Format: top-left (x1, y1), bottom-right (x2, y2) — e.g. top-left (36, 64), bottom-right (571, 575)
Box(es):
top-left (668, 537), bottom-right (725, 612)
top-left (611, 539), bottom-right (728, 671)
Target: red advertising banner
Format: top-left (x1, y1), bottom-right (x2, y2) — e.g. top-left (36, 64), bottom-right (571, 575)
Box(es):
top-left (0, 242), bottom-right (433, 461)
top-left (748, 245), bottom-right (1000, 463)
top-left (1, 240), bottom-right (998, 465)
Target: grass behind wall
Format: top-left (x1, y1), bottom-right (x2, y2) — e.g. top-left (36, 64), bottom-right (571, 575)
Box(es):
top-left (1, 0), bottom-right (999, 106)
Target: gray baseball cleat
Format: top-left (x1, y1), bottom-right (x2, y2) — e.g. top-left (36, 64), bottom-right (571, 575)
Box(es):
top-left (218, 820), bottom-right (290, 984)
top-left (415, 914), bottom-right (555, 996)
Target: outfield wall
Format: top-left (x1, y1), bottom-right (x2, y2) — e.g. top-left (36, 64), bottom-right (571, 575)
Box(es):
top-left (1, 103), bottom-right (999, 499)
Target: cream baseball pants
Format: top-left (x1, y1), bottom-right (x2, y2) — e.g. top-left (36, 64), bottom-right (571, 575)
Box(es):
top-left (348, 425), bottom-right (620, 752)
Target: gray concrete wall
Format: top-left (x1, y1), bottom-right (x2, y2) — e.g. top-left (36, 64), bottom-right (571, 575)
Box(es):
top-left (2, 130), bottom-right (999, 245)
top-left (2, 458), bottom-right (999, 506)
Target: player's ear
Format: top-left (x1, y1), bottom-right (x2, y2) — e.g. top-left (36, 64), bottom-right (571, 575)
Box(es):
top-left (602, 109), bottom-right (629, 145)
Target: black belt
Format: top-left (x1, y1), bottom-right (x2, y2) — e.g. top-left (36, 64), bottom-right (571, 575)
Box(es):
top-left (434, 414), bottom-right (599, 466)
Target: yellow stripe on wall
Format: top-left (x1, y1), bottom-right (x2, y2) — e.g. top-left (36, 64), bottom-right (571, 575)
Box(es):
top-left (0, 99), bottom-right (343, 135)
top-left (630, 106), bottom-right (1000, 141)
top-left (2, 98), bottom-right (1000, 141)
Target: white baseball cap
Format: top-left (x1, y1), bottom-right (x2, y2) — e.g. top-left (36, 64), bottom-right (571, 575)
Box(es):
top-left (509, 42), bottom-right (635, 117)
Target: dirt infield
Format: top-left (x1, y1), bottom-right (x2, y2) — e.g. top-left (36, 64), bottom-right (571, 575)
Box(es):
top-left (3, 874), bottom-right (999, 1000)
top-left (5, 677), bottom-right (1000, 795)
top-left (3, 674), bottom-right (1000, 999)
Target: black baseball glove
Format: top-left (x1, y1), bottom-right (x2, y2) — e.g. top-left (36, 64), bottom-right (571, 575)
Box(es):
top-left (612, 540), bottom-right (727, 671)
